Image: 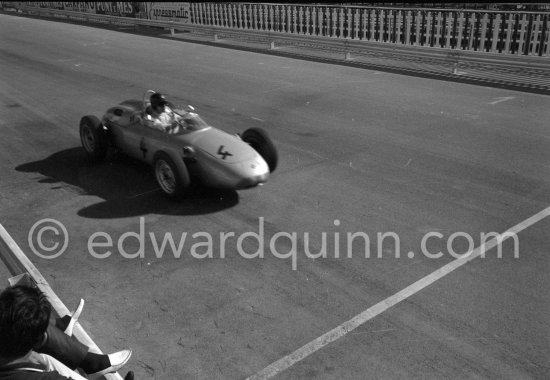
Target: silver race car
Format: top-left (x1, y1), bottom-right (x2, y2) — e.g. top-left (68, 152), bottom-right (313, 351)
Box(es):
top-left (79, 90), bottom-right (277, 198)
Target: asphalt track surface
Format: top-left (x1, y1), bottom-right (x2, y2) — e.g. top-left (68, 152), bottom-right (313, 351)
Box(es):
top-left (1, 14), bottom-right (549, 380)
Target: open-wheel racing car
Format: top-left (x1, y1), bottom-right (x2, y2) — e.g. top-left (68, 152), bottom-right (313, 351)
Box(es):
top-left (79, 90), bottom-right (277, 198)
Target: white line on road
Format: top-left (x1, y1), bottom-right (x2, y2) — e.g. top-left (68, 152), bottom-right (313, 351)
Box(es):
top-left (246, 206), bottom-right (550, 380)
top-left (489, 96), bottom-right (515, 105)
top-left (251, 117), bottom-right (265, 122)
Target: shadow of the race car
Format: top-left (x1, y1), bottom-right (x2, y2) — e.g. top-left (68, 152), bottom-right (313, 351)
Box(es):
top-left (15, 147), bottom-right (239, 219)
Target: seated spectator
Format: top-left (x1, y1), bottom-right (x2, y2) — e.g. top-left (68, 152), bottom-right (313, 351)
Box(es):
top-left (0, 285), bottom-right (134, 380)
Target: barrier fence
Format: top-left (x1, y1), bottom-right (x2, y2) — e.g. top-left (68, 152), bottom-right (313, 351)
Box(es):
top-left (2, 2), bottom-right (549, 57)
top-left (189, 4), bottom-right (550, 57)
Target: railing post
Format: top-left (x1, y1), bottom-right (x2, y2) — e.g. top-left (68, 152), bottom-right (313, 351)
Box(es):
top-left (491, 13), bottom-right (501, 53)
top-left (269, 4), bottom-right (274, 32)
top-left (250, 3), bottom-right (256, 30)
top-left (517, 13), bottom-right (528, 54)
top-left (541, 14), bottom-right (549, 57)
top-left (305, 5), bottom-right (311, 35)
top-left (434, 11), bottom-right (443, 47)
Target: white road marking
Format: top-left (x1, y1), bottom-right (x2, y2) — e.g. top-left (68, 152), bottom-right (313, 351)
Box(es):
top-left (247, 206), bottom-right (550, 380)
top-left (489, 96), bottom-right (515, 105)
top-left (262, 83), bottom-right (295, 93)
top-left (251, 117), bottom-right (265, 122)
top-left (127, 188), bottom-right (161, 199)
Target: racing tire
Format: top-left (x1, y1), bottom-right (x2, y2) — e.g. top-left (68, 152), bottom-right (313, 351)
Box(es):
top-left (80, 115), bottom-right (108, 162)
top-left (153, 152), bottom-right (190, 199)
top-left (242, 127), bottom-right (278, 172)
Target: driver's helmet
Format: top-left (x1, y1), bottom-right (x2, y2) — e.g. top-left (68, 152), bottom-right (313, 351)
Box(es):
top-left (150, 92), bottom-right (168, 113)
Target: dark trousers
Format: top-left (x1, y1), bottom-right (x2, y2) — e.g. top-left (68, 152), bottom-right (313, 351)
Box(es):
top-left (36, 317), bottom-right (89, 370)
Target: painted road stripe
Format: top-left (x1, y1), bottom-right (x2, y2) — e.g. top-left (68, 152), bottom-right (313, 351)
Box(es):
top-left (247, 206), bottom-right (550, 380)
top-left (489, 96), bottom-right (515, 105)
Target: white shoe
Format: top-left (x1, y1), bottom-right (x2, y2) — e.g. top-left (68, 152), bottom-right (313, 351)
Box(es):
top-left (89, 350), bottom-right (133, 380)
top-left (64, 298), bottom-right (84, 336)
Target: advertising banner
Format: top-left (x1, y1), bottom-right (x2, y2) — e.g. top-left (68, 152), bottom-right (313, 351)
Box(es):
top-left (94, 2), bottom-right (135, 17)
top-left (23, 2), bottom-right (136, 17)
top-left (146, 2), bottom-right (190, 23)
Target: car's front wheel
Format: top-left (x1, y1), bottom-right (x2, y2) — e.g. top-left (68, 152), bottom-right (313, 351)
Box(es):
top-left (153, 152), bottom-right (190, 199)
top-left (80, 115), bottom-right (108, 161)
top-left (242, 127), bottom-right (278, 172)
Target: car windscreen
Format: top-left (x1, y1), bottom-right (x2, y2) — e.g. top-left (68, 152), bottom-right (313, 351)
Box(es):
top-left (181, 113), bottom-right (209, 131)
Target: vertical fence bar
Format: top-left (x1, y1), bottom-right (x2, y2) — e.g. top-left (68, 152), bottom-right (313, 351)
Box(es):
top-left (433, 10), bottom-right (442, 47)
top-left (530, 14), bottom-right (541, 55)
top-left (512, 13), bottom-right (520, 54)
top-left (517, 13), bottom-right (528, 54)
top-left (371, 8), bottom-right (378, 41)
top-left (337, 7), bottom-right (344, 38)
top-left (504, 13), bottom-right (514, 53)
top-left (218, 3), bottom-right (224, 27)
top-left (287, 4), bottom-right (292, 34)
top-left (467, 12), bottom-right (475, 50)
top-left (350, 7), bottom-right (356, 39)
top-left (315, 6), bottom-right (320, 36)
top-left (203, 3), bottom-right (208, 25)
top-left (251, 3), bottom-right (256, 30)
top-left (541, 14), bottom-right (549, 56)
top-left (456, 11), bottom-right (465, 50)
top-left (479, 13), bottom-right (489, 51)
top-left (309, 6), bottom-right (313, 36)
top-left (197, 3), bottom-right (203, 25)
top-left (299, 5), bottom-right (303, 35)
top-left (189, 3), bottom-right (195, 24)
top-left (212, 3), bottom-right (217, 26)
top-left (417, 10), bottom-right (423, 46)
top-left (317, 6), bottom-right (323, 36)
top-left (257, 3), bottom-right (265, 30)
top-left (224, 4), bottom-right (230, 28)
top-left (393, 9), bottom-right (399, 43)
top-left (361, 9), bottom-right (368, 40)
top-left (405, 10), bottom-right (411, 44)
top-left (380, 8), bottom-right (386, 42)
top-left (274, 4), bottom-right (280, 32)
top-left (208, 3), bottom-right (214, 26)
top-left (491, 13), bottom-right (501, 52)
top-left (399, 9), bottom-right (409, 45)
top-left (425, 11), bottom-right (432, 46)
top-left (269, 4), bottom-right (274, 32)
top-left (445, 11), bottom-right (453, 48)
top-left (237, 4), bottom-right (243, 29)
top-left (262, 3), bottom-right (267, 30)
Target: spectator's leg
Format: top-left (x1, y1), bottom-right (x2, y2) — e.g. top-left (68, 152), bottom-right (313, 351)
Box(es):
top-left (35, 316), bottom-right (88, 370)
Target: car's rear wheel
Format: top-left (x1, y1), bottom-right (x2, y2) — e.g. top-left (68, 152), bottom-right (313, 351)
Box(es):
top-left (242, 127), bottom-right (278, 172)
top-left (154, 152), bottom-right (190, 199)
top-left (80, 115), bottom-right (108, 161)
